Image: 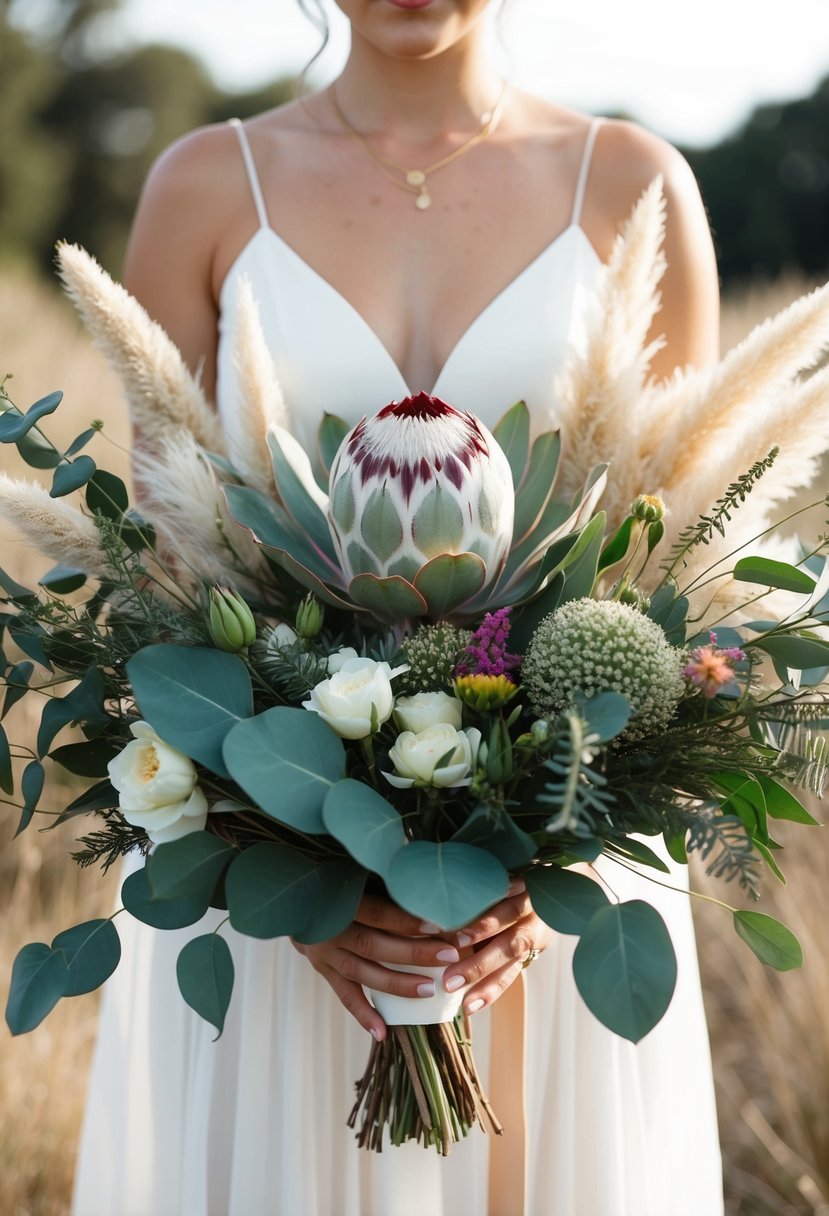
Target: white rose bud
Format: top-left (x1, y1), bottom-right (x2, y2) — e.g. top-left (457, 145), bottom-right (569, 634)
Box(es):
top-left (108, 722), bottom-right (208, 846)
top-left (393, 691), bottom-right (463, 734)
top-left (384, 723), bottom-right (482, 790)
top-left (327, 646), bottom-right (360, 675)
top-left (302, 657), bottom-right (408, 740)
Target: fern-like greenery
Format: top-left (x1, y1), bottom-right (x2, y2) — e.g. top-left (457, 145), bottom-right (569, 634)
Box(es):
top-left (537, 710), bottom-right (617, 834)
top-left (661, 447), bottom-right (780, 580)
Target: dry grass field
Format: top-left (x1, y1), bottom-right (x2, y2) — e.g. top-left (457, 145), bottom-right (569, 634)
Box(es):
top-left (0, 264), bottom-right (828, 1215)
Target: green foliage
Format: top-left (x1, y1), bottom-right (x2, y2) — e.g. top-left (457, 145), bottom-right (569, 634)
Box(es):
top-left (5, 943), bottom-right (70, 1036)
top-left (51, 918), bottom-right (120, 996)
top-left (525, 866), bottom-right (610, 935)
top-left (176, 934), bottom-right (234, 1038)
top-left (148, 832), bottom-right (236, 902)
top-left (121, 866), bottom-right (208, 929)
top-left (385, 840), bottom-right (510, 931)
top-left (225, 843), bottom-right (320, 938)
top-left (322, 779), bottom-right (407, 877)
top-left (572, 901), bottom-right (678, 1043)
top-left (223, 707), bottom-right (345, 833)
top-left (733, 910), bottom-right (803, 971)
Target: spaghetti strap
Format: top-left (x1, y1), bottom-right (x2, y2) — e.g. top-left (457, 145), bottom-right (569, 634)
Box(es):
top-left (570, 116), bottom-right (604, 228)
top-left (228, 117), bottom-right (270, 230)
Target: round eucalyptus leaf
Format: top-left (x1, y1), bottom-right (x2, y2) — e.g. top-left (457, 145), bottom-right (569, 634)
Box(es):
top-left (225, 844), bottom-right (320, 939)
top-left (5, 942), bottom-right (69, 1035)
top-left (322, 779), bottom-right (406, 877)
top-left (52, 919), bottom-right (121, 997)
top-left (148, 832), bottom-right (236, 902)
top-left (292, 858), bottom-right (367, 945)
top-left (386, 841), bottom-right (509, 931)
top-left (121, 866), bottom-right (209, 929)
top-left (526, 865), bottom-right (609, 936)
top-left (573, 900), bottom-right (677, 1043)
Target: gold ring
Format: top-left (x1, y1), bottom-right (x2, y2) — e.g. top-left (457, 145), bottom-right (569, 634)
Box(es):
top-left (522, 948), bottom-right (541, 970)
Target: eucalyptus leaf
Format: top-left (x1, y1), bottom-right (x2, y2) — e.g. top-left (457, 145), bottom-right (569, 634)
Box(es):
top-left (50, 455), bottom-right (96, 498)
top-left (16, 761), bottom-right (45, 836)
top-left (2, 660), bottom-right (35, 719)
top-left (224, 707), bottom-right (344, 833)
top-left (121, 866), bottom-right (210, 929)
top-left (572, 900), bottom-right (677, 1043)
top-left (0, 722), bottom-right (12, 795)
top-left (64, 427), bottom-right (98, 458)
top-left (148, 832), bottom-right (237, 902)
top-left (51, 919), bottom-right (121, 996)
top-left (39, 565), bottom-right (87, 594)
top-left (86, 469), bottom-right (129, 519)
top-left (733, 910), bottom-right (802, 970)
top-left (0, 391), bottom-right (62, 442)
top-left (37, 666), bottom-right (107, 756)
top-left (755, 774), bottom-right (821, 825)
top-left (451, 806), bottom-right (536, 869)
top-left (128, 645), bottom-right (253, 777)
top-left (292, 858), bottom-right (367, 945)
top-left (526, 866), bottom-right (609, 935)
top-left (225, 843), bottom-right (320, 938)
top-left (176, 934), bottom-right (234, 1037)
top-left (322, 779), bottom-right (407, 877)
top-left (603, 837), bottom-right (672, 874)
top-left (755, 633), bottom-right (829, 670)
top-left (50, 739), bottom-right (119, 778)
top-left (5, 942), bottom-right (70, 1035)
top-left (581, 692), bottom-right (632, 744)
top-left (386, 841), bottom-right (509, 931)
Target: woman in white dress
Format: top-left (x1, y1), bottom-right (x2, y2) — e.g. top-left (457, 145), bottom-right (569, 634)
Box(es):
top-left (72, 2), bottom-right (724, 1213)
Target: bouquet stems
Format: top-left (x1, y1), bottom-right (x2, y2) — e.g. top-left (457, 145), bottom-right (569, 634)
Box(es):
top-left (348, 1015), bottom-right (503, 1154)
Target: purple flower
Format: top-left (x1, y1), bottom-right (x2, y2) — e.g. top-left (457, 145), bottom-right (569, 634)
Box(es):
top-left (455, 607), bottom-right (522, 678)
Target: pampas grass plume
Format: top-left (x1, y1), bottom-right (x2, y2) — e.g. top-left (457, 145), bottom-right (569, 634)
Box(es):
top-left (57, 243), bottom-right (226, 456)
top-left (227, 280), bottom-right (290, 493)
top-left (0, 475), bottom-right (115, 579)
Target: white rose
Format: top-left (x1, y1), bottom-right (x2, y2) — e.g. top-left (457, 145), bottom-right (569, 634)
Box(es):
top-left (394, 691), bottom-right (463, 734)
top-left (108, 721), bottom-right (208, 846)
top-left (326, 646), bottom-right (360, 675)
top-left (384, 724), bottom-right (482, 789)
top-left (302, 657), bottom-right (408, 739)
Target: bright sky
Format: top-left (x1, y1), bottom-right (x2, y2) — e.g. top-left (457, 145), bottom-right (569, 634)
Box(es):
top-left (109, 0), bottom-right (829, 147)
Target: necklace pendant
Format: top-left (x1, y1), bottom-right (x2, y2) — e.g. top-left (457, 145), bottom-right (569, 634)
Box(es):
top-left (406, 169), bottom-right (426, 187)
top-left (415, 191), bottom-right (432, 211)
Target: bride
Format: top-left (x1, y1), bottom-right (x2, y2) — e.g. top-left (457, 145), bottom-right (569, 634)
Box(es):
top-left (72, 2), bottom-right (724, 1213)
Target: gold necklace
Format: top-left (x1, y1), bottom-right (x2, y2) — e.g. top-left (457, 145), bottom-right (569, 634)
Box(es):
top-left (330, 81), bottom-right (507, 211)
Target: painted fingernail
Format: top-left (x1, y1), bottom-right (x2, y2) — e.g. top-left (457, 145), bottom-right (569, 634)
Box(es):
top-left (370, 1027), bottom-right (384, 1041)
top-left (436, 947), bottom-right (460, 963)
top-left (457, 932), bottom-right (472, 947)
top-left (444, 974), bottom-right (466, 993)
top-left (419, 920), bottom-right (443, 934)
top-left (466, 998), bottom-right (486, 1014)
top-left (417, 981), bottom-right (436, 997)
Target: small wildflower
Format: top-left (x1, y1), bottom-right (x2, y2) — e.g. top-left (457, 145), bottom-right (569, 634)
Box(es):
top-left (455, 607), bottom-right (521, 678)
top-left (454, 673), bottom-right (519, 712)
top-left (683, 639), bottom-right (746, 699)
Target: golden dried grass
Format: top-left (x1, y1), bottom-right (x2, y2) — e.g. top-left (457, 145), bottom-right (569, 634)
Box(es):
top-left (0, 266), bottom-right (827, 1215)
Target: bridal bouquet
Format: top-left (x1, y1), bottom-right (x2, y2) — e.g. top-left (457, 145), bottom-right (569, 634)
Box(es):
top-left (3, 193), bottom-right (829, 1153)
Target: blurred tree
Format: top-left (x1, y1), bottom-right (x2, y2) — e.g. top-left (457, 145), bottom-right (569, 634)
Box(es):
top-left (684, 77), bottom-right (829, 284)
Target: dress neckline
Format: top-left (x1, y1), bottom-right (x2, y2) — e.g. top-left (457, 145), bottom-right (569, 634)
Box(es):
top-left (219, 222), bottom-right (602, 398)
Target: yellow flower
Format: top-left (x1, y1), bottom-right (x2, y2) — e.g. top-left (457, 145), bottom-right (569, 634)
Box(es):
top-left (453, 673), bottom-right (519, 712)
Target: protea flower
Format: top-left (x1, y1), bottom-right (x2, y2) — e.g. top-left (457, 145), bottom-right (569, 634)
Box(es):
top-left (225, 395), bottom-right (607, 624)
top-left (329, 393), bottom-right (514, 584)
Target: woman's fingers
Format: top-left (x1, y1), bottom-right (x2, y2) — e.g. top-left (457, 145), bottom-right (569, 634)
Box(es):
top-left (354, 893), bottom-right (430, 936)
top-left (440, 911), bottom-right (552, 999)
top-left (462, 958), bottom-right (526, 1017)
top-left (316, 961), bottom-right (387, 1041)
top-left (449, 885), bottom-right (532, 950)
top-left (338, 923), bottom-right (460, 968)
top-left (326, 946), bottom-right (441, 998)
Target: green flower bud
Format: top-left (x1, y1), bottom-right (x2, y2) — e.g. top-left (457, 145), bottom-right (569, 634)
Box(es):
top-left (530, 719), bottom-right (550, 745)
top-left (485, 716), bottom-right (513, 785)
top-left (208, 585), bottom-right (256, 653)
top-left (630, 494), bottom-right (666, 524)
top-left (295, 594), bottom-right (324, 640)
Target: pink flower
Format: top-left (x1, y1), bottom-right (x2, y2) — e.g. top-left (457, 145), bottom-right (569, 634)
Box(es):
top-left (683, 641), bottom-right (746, 699)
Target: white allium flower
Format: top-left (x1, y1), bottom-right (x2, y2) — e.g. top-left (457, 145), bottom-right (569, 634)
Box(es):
top-left (523, 598), bottom-right (685, 740)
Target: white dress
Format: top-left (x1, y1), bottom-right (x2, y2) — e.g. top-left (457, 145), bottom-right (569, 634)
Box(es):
top-left (72, 117), bottom-right (724, 1216)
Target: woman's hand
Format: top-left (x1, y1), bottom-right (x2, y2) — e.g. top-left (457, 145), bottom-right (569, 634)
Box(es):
top-left (439, 880), bottom-right (554, 1017)
top-left (291, 893), bottom-right (461, 1042)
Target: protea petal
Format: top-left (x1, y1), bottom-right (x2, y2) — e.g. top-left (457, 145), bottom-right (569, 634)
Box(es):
top-left (348, 573), bottom-right (429, 621)
top-left (267, 429), bottom-right (337, 563)
top-left (411, 553), bottom-right (488, 619)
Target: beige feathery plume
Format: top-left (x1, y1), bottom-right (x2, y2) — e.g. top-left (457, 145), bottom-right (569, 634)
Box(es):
top-left (132, 431), bottom-right (268, 592)
top-left (554, 175), bottom-right (668, 522)
top-left (641, 279), bottom-right (829, 491)
top-left (0, 474), bottom-right (116, 579)
top-left (226, 279), bottom-right (290, 493)
top-left (56, 243), bottom-right (226, 456)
